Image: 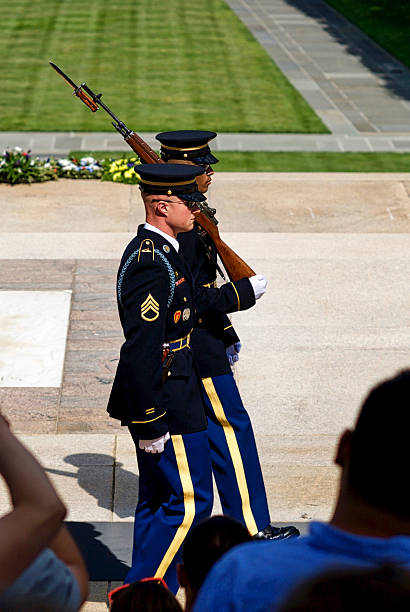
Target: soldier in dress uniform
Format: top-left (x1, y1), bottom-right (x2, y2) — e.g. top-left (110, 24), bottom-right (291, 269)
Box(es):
top-left (156, 130), bottom-right (300, 541)
top-left (107, 163), bottom-right (267, 592)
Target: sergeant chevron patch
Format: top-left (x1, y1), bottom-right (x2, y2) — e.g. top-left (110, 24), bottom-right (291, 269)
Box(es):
top-left (141, 293), bottom-right (160, 322)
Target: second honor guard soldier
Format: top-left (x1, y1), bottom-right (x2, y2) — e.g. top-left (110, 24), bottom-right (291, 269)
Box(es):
top-left (107, 164), bottom-right (267, 592)
top-left (156, 130), bottom-right (299, 540)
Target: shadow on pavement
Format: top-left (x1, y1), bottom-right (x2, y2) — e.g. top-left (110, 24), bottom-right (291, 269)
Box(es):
top-left (66, 521), bottom-right (132, 582)
top-left (46, 452), bottom-right (139, 519)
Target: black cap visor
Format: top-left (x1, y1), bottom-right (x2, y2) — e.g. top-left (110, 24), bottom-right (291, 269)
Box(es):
top-left (179, 190), bottom-right (207, 203)
top-left (192, 152), bottom-right (219, 166)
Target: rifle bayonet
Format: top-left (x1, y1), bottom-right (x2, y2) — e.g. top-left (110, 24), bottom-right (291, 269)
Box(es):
top-left (50, 62), bottom-right (99, 112)
top-left (50, 61), bottom-right (161, 163)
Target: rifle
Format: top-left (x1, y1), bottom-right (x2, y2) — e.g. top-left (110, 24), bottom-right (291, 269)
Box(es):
top-left (49, 62), bottom-right (255, 281)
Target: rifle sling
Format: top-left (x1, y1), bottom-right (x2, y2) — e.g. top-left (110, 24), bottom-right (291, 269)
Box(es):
top-left (196, 229), bottom-right (226, 281)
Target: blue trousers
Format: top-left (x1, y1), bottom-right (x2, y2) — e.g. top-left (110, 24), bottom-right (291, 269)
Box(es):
top-left (126, 429), bottom-right (213, 593)
top-left (126, 373), bottom-right (269, 592)
top-left (202, 372), bottom-right (270, 535)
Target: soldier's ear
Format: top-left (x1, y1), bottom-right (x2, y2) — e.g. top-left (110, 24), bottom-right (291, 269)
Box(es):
top-left (156, 199), bottom-right (169, 217)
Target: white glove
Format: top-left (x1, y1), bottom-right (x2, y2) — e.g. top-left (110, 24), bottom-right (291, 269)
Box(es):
top-left (226, 342), bottom-right (242, 365)
top-left (139, 432), bottom-right (170, 454)
top-left (249, 274), bottom-right (267, 300)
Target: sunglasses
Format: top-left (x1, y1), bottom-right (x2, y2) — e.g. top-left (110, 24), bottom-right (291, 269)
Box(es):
top-left (108, 577), bottom-right (169, 604)
top-left (199, 164), bottom-right (213, 174)
top-left (152, 198), bottom-right (199, 210)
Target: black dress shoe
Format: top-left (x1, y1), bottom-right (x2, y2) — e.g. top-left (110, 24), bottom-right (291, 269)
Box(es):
top-left (253, 524), bottom-right (300, 541)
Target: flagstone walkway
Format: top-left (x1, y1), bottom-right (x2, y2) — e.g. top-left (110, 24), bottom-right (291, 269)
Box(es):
top-left (226, 0), bottom-right (410, 135)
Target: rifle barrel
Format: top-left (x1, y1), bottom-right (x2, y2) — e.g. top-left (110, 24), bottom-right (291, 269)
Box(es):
top-left (81, 83), bottom-right (126, 128)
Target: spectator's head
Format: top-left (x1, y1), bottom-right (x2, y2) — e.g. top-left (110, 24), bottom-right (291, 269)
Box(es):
top-left (333, 370), bottom-right (410, 530)
top-left (276, 564), bottom-right (410, 612)
top-left (177, 515), bottom-right (252, 610)
top-left (109, 578), bottom-right (182, 612)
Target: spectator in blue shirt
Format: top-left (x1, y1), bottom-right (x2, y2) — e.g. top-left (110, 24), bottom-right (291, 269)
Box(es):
top-left (193, 370), bottom-right (410, 612)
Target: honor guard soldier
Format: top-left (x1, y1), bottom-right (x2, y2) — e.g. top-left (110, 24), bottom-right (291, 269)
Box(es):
top-left (107, 163), bottom-right (267, 592)
top-left (156, 130), bottom-right (299, 541)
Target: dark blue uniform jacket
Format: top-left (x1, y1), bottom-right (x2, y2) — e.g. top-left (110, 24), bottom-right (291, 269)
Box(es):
top-left (107, 226), bottom-right (255, 438)
top-left (178, 223), bottom-right (242, 378)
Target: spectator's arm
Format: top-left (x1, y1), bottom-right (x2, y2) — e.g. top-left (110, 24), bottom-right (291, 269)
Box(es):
top-left (48, 526), bottom-right (89, 605)
top-left (0, 414), bottom-right (66, 591)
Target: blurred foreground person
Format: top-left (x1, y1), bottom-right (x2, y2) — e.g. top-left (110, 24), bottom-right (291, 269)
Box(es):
top-left (194, 371), bottom-right (410, 611)
top-left (177, 515), bottom-right (252, 611)
top-left (277, 564), bottom-right (410, 612)
top-left (0, 413), bottom-right (88, 611)
top-left (109, 578), bottom-right (182, 612)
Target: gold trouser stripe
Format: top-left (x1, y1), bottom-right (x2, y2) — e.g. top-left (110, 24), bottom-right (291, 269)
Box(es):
top-left (231, 282), bottom-right (241, 311)
top-left (202, 377), bottom-right (258, 535)
top-left (154, 435), bottom-right (196, 578)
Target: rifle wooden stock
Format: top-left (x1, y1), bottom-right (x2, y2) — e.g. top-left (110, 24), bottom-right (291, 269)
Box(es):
top-left (195, 213), bottom-right (255, 281)
top-left (125, 132), bottom-right (164, 164)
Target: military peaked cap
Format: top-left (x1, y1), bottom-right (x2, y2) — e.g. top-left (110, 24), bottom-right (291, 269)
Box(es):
top-left (156, 130), bottom-right (219, 166)
top-left (136, 163), bottom-right (207, 202)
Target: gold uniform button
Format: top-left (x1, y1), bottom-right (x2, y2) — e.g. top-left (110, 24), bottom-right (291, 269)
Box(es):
top-left (183, 297), bottom-right (187, 302)
top-left (198, 318), bottom-right (203, 323)
top-left (168, 371), bottom-right (171, 377)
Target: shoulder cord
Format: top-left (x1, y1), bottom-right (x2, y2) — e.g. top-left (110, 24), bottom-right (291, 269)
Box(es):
top-left (117, 248), bottom-right (175, 309)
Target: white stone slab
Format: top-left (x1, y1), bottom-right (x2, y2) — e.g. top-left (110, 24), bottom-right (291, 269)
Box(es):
top-left (0, 291), bottom-right (71, 387)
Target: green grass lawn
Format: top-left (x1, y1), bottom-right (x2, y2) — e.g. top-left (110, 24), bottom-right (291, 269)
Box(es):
top-left (325, 0), bottom-right (410, 68)
top-left (0, 0), bottom-right (327, 133)
top-left (69, 151), bottom-right (410, 172)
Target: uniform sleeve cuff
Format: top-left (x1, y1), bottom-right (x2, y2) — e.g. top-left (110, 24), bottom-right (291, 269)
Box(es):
top-left (235, 277), bottom-right (256, 310)
top-left (130, 417), bottom-right (169, 439)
